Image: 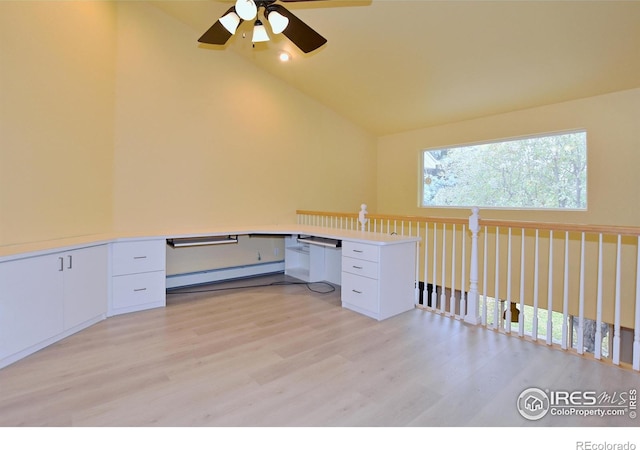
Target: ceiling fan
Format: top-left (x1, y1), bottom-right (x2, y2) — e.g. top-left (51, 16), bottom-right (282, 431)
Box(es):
top-left (198, 0), bottom-right (327, 54)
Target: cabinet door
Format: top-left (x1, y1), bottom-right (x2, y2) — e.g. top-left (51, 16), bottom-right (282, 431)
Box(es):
top-left (63, 245), bottom-right (108, 330)
top-left (0, 255), bottom-right (64, 359)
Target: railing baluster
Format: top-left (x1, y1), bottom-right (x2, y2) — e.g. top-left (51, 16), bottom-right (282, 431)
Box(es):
top-left (431, 223), bottom-right (438, 309)
top-left (450, 224), bottom-right (457, 317)
top-left (595, 233), bottom-right (603, 360)
top-left (634, 236), bottom-right (640, 371)
top-left (613, 234), bottom-right (622, 365)
top-left (482, 225), bottom-right (488, 327)
top-left (441, 224), bottom-right (447, 315)
top-left (414, 223), bottom-right (420, 305)
top-left (493, 227), bottom-right (500, 329)
top-left (519, 228), bottom-right (525, 337)
top-left (532, 229), bottom-right (539, 341)
top-left (578, 232), bottom-right (586, 355)
top-left (547, 230), bottom-right (554, 345)
top-left (423, 222), bottom-right (430, 309)
top-left (562, 231), bottom-right (570, 350)
top-left (506, 227), bottom-right (512, 331)
top-left (460, 224), bottom-right (467, 319)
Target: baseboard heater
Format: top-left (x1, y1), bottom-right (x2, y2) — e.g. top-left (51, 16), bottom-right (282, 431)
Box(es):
top-left (297, 235), bottom-right (342, 248)
top-left (167, 235), bottom-right (238, 248)
top-left (166, 261), bottom-right (285, 289)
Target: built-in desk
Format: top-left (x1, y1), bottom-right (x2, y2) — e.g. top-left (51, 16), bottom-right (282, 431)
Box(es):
top-left (164, 225), bottom-right (419, 320)
top-left (0, 225), bottom-right (419, 369)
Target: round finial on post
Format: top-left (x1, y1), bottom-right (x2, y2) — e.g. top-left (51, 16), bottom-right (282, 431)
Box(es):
top-left (358, 204), bottom-right (368, 231)
top-left (469, 206), bottom-right (480, 233)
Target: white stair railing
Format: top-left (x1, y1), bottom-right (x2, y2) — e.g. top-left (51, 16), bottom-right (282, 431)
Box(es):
top-left (296, 208), bottom-right (640, 371)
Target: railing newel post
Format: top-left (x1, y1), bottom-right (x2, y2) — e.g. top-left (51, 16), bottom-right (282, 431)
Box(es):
top-left (465, 207), bottom-right (481, 325)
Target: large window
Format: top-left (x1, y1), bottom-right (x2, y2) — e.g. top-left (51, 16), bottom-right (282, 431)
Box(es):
top-left (421, 130), bottom-right (587, 209)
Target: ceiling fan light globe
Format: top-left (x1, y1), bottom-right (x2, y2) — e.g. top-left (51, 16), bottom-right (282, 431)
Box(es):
top-left (219, 11), bottom-right (241, 34)
top-left (235, 0), bottom-right (257, 21)
top-left (267, 11), bottom-right (289, 34)
top-left (252, 20), bottom-right (270, 43)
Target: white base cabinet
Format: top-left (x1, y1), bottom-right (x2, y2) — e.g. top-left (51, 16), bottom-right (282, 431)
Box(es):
top-left (109, 239), bottom-right (166, 316)
top-left (0, 245), bottom-right (108, 369)
top-left (341, 240), bottom-right (416, 321)
top-left (285, 235), bottom-right (417, 320)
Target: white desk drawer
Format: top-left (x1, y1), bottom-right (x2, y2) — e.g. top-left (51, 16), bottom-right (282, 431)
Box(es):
top-left (342, 256), bottom-right (378, 279)
top-left (112, 240), bottom-right (166, 275)
top-left (112, 271), bottom-right (166, 310)
top-left (342, 241), bottom-right (379, 262)
top-left (341, 272), bottom-right (379, 312)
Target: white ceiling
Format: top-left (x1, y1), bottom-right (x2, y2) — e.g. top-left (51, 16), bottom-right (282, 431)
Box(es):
top-left (152, 0), bottom-right (640, 136)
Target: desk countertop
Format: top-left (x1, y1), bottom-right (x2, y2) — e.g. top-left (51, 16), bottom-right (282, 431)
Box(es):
top-left (0, 224), bottom-right (419, 262)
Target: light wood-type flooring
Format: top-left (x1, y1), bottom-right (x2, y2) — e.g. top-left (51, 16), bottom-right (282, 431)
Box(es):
top-left (0, 274), bottom-right (638, 428)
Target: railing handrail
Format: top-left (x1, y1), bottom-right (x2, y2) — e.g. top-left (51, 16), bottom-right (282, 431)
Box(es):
top-left (296, 210), bottom-right (467, 226)
top-left (479, 219), bottom-right (640, 236)
top-left (296, 210), bottom-right (640, 236)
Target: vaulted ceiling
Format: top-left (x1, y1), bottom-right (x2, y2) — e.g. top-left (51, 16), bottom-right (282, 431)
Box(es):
top-left (152, 0), bottom-right (640, 136)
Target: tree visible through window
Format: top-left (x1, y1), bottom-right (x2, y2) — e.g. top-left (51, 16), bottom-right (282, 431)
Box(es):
top-left (421, 131), bottom-right (587, 209)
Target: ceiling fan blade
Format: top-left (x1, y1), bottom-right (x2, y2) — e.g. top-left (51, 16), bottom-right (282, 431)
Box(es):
top-left (273, 4), bottom-right (327, 53)
top-left (198, 21), bottom-right (232, 45)
top-left (198, 7), bottom-right (242, 45)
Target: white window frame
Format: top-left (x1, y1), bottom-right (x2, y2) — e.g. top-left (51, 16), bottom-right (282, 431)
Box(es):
top-left (419, 130), bottom-right (588, 210)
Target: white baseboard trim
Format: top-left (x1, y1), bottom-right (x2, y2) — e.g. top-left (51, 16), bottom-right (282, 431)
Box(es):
top-left (166, 261), bottom-right (285, 290)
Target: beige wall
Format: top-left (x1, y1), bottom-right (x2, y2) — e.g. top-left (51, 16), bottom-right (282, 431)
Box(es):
top-left (112, 2), bottom-right (376, 236)
top-left (0, 2), bottom-right (376, 249)
top-left (377, 90), bottom-right (640, 326)
top-left (0, 1), bottom-right (116, 246)
top-left (377, 88), bottom-right (640, 228)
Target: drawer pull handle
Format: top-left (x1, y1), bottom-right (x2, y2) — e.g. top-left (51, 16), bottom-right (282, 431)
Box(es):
top-left (133, 288), bottom-right (147, 292)
top-left (133, 256), bottom-right (147, 260)
top-left (352, 289), bottom-right (363, 294)
top-left (352, 249), bottom-right (363, 253)
top-left (352, 265), bottom-right (363, 269)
